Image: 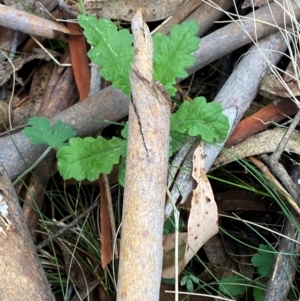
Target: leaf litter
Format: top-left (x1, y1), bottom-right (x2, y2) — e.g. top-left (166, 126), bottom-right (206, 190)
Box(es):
top-left (163, 141), bottom-right (218, 278)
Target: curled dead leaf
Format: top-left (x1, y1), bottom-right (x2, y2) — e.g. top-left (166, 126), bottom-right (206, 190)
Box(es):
top-left (162, 142), bottom-right (219, 278)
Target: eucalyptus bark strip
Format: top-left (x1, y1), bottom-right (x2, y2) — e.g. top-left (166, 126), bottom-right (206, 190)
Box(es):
top-left (117, 10), bottom-right (171, 301)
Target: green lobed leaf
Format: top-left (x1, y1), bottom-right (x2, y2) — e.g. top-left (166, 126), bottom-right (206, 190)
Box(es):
top-left (117, 123), bottom-right (128, 187)
top-left (153, 20), bottom-right (200, 96)
top-left (78, 15), bottom-right (134, 97)
top-left (120, 122), bottom-right (128, 140)
top-left (22, 117), bottom-right (76, 148)
top-left (219, 275), bottom-right (248, 296)
top-left (118, 157), bottom-right (126, 187)
top-left (251, 244), bottom-right (275, 278)
top-left (57, 136), bottom-right (122, 181)
top-left (120, 122), bottom-right (128, 156)
top-left (170, 97), bottom-right (230, 143)
top-left (253, 285), bottom-right (265, 301)
top-left (169, 131), bottom-right (190, 156)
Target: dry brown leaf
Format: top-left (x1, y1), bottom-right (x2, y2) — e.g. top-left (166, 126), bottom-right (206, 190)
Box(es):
top-left (13, 62), bottom-right (53, 126)
top-left (0, 49), bottom-right (60, 86)
top-left (68, 22), bottom-right (90, 100)
top-left (213, 127), bottom-right (300, 169)
top-left (162, 142), bottom-right (218, 278)
top-left (70, 0), bottom-right (191, 21)
top-left (225, 98), bottom-right (297, 147)
top-left (259, 73), bottom-right (300, 98)
top-left (183, 142), bottom-right (219, 264)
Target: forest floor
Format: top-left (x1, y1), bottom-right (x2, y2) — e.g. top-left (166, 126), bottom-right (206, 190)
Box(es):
top-left (0, 1), bottom-right (300, 301)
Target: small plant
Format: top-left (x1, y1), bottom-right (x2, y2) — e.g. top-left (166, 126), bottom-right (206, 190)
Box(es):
top-left (22, 16), bottom-right (230, 183)
top-left (180, 273), bottom-right (200, 293)
top-left (251, 244), bottom-right (275, 278)
top-left (22, 117), bottom-right (76, 148)
top-left (219, 274), bottom-right (248, 297)
top-left (170, 97), bottom-right (229, 143)
top-left (57, 136), bottom-right (122, 182)
top-left (14, 117), bottom-right (76, 185)
top-left (219, 244), bottom-right (275, 301)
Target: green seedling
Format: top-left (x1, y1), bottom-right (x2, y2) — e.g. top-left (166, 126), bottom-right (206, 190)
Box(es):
top-left (251, 244), bottom-right (275, 278)
top-left (22, 17), bottom-right (230, 183)
top-left (219, 244), bottom-right (275, 301)
top-left (180, 273), bottom-right (200, 292)
top-left (18, 117), bottom-right (76, 185)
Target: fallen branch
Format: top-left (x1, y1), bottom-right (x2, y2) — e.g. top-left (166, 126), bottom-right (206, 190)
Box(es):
top-left (117, 10), bottom-right (171, 301)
